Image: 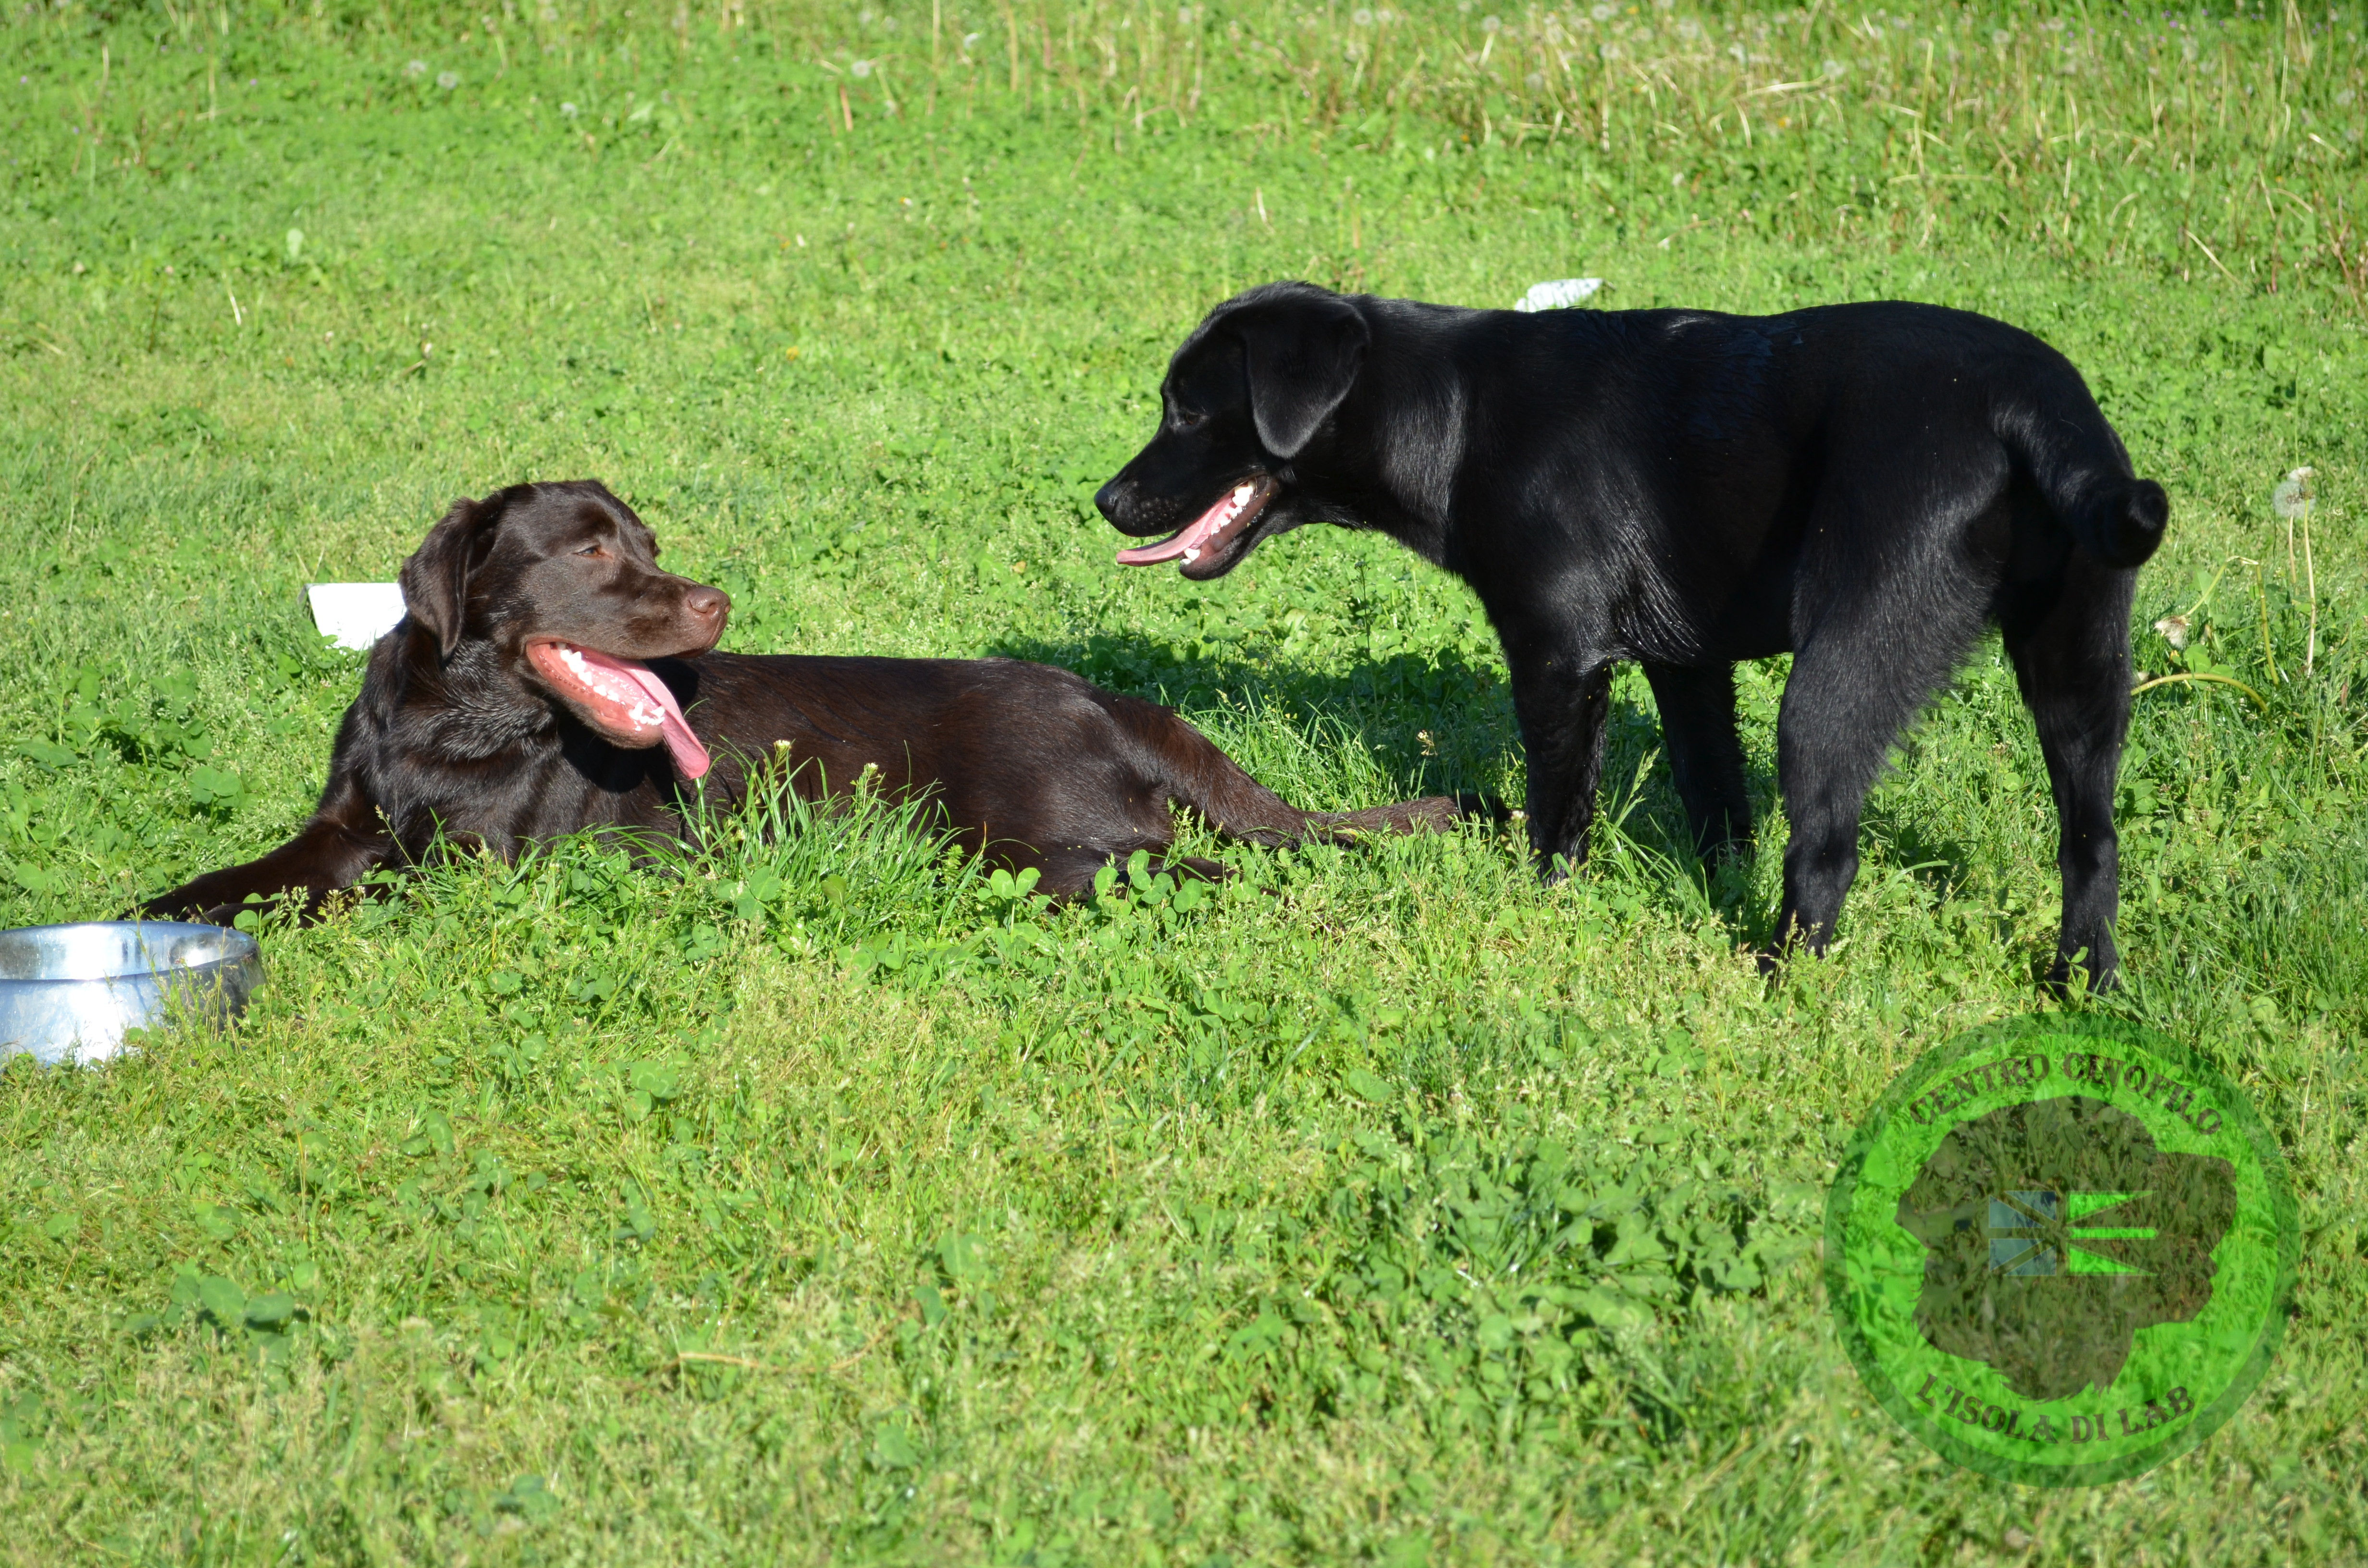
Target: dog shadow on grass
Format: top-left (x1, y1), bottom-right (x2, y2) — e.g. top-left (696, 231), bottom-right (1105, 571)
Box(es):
top-left (990, 629), bottom-right (1808, 943)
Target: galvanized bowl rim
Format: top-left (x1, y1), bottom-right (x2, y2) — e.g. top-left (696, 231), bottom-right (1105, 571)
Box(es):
top-left (0, 920), bottom-right (261, 985)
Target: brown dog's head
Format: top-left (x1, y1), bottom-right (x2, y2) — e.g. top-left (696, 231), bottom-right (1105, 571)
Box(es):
top-left (398, 480), bottom-right (728, 769)
top-left (1095, 281), bottom-right (1370, 581)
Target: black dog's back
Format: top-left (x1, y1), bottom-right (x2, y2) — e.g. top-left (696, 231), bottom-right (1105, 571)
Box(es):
top-left (1357, 298), bottom-right (2164, 633)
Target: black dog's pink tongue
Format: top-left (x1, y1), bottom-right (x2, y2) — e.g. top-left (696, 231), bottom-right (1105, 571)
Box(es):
top-left (1116, 481), bottom-right (1259, 568)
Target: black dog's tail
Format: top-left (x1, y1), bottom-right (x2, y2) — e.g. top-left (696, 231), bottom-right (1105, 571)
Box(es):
top-left (1994, 372), bottom-right (2170, 570)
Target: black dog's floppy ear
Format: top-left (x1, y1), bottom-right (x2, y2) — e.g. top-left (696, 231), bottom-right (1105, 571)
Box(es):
top-left (1234, 288), bottom-right (1370, 458)
top-left (399, 495), bottom-right (495, 658)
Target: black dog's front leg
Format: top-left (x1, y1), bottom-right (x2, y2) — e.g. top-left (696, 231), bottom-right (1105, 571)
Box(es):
top-left (1509, 653), bottom-right (1614, 880)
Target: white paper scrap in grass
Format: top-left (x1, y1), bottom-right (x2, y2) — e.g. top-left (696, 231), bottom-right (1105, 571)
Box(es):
top-left (1514, 277), bottom-right (1604, 312)
top-left (307, 583), bottom-right (407, 650)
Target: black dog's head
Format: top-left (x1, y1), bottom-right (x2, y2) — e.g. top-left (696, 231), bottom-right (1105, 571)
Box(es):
top-left (397, 480), bottom-right (728, 758)
top-left (1096, 282), bottom-right (1370, 581)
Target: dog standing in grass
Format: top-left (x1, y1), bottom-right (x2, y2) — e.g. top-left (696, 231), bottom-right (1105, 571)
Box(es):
top-left (1098, 283), bottom-right (2168, 989)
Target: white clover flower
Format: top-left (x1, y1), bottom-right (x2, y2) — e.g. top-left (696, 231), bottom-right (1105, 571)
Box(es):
top-left (560, 100), bottom-right (579, 116)
top-left (406, 59), bottom-right (428, 76)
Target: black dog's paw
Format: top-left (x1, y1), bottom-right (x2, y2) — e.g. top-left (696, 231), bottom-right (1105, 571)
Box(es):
top-left (2037, 947), bottom-right (2118, 998)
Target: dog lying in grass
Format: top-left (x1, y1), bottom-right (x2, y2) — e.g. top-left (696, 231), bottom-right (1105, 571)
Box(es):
top-left (1098, 283), bottom-right (2168, 990)
top-left (144, 480), bottom-right (1472, 925)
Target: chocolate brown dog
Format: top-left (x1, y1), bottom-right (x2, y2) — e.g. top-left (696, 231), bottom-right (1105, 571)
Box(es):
top-left (143, 480), bottom-right (1467, 925)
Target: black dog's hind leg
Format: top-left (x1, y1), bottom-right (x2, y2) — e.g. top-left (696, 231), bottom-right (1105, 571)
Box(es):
top-left (2003, 556), bottom-right (2137, 992)
top-left (1644, 662), bottom-right (1753, 863)
top-left (1510, 653), bottom-right (1614, 880)
top-left (1772, 600), bottom-right (1982, 960)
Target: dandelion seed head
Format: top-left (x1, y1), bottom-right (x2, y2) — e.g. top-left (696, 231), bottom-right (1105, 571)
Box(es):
top-left (406, 59), bottom-right (428, 76)
top-left (438, 70), bottom-right (460, 90)
top-left (2273, 467), bottom-right (2315, 520)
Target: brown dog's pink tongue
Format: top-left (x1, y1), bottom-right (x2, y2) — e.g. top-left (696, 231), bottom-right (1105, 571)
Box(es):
top-left (616, 662), bottom-right (711, 781)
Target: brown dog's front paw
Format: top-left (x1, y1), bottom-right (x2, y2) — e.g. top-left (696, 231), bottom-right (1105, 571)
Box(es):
top-left (136, 892), bottom-right (204, 924)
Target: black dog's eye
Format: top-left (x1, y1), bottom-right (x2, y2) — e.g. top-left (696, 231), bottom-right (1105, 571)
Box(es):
top-left (1173, 408), bottom-right (1207, 429)
top-left (575, 542), bottom-right (607, 558)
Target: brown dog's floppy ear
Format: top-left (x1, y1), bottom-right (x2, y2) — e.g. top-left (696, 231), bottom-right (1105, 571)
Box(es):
top-left (399, 496), bottom-right (494, 659)
top-left (1235, 288), bottom-right (1370, 459)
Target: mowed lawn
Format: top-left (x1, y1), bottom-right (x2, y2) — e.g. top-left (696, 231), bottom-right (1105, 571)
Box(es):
top-left (2, 0), bottom-right (2365, 1561)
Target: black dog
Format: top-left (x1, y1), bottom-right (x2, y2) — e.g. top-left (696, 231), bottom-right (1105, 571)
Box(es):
top-left (1097, 283), bottom-right (2167, 988)
top-left (144, 480), bottom-right (1468, 925)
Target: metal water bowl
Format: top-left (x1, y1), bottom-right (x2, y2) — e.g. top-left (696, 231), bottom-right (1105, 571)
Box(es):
top-left (0, 922), bottom-right (263, 1067)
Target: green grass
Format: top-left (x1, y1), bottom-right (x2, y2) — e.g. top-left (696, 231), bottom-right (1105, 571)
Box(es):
top-left (2, 0), bottom-right (2366, 1560)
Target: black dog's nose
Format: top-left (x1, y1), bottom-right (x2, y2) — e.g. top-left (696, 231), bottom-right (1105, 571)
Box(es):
top-left (1094, 477), bottom-right (1124, 524)
top-left (685, 586), bottom-right (729, 623)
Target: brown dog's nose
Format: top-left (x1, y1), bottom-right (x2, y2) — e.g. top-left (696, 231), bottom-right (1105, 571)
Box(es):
top-left (685, 586), bottom-right (729, 623)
